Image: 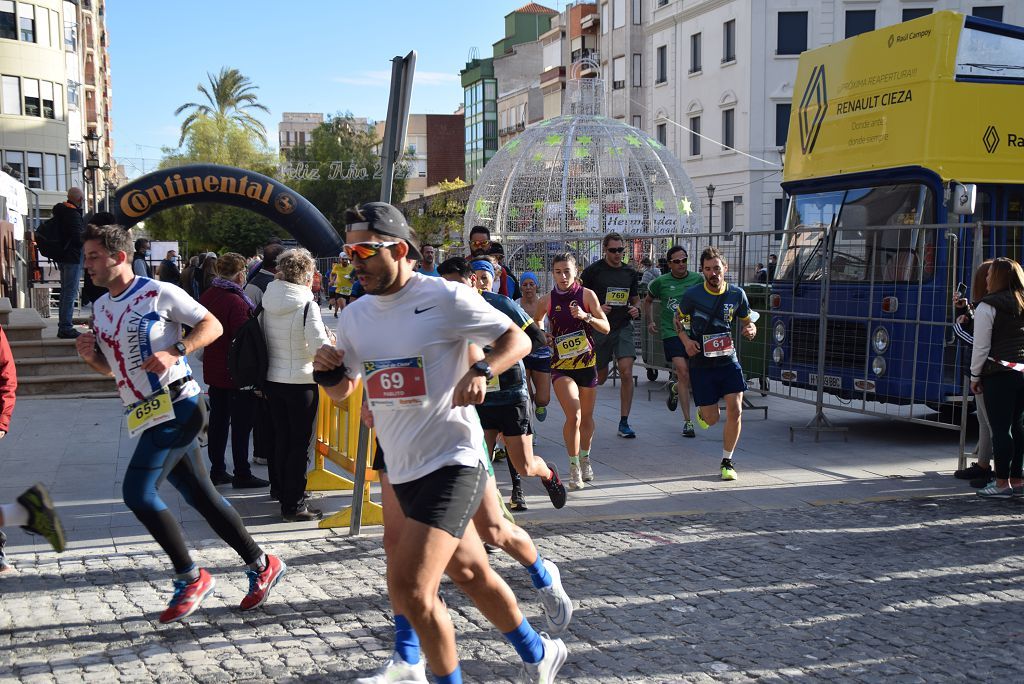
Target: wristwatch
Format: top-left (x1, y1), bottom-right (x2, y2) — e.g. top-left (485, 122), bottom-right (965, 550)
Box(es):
top-left (173, 341), bottom-right (187, 357)
top-left (470, 360), bottom-right (493, 380)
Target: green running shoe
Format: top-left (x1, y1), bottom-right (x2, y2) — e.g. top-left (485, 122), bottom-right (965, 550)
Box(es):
top-left (17, 484), bottom-right (66, 553)
top-left (720, 458), bottom-right (738, 481)
top-left (695, 409), bottom-right (710, 430)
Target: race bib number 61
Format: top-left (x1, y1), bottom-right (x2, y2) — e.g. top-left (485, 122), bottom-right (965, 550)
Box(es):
top-left (364, 357), bottom-right (429, 410)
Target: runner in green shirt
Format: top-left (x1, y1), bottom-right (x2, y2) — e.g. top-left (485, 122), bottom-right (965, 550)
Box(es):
top-left (643, 245), bottom-right (703, 437)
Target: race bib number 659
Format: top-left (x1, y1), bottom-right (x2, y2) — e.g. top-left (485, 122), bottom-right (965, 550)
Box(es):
top-left (364, 357), bottom-right (428, 410)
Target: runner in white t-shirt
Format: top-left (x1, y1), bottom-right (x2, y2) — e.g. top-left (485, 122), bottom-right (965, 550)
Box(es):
top-left (314, 202), bottom-right (567, 684)
top-left (75, 223), bottom-right (285, 625)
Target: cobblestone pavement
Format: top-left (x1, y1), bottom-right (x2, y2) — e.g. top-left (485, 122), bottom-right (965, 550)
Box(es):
top-left (2, 495), bottom-right (1022, 683)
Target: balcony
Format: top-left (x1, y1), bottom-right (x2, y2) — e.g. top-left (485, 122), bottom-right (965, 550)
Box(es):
top-left (580, 11), bottom-right (598, 30)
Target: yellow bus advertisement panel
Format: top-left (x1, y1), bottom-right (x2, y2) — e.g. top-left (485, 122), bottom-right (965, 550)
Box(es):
top-left (785, 10), bottom-right (1024, 185)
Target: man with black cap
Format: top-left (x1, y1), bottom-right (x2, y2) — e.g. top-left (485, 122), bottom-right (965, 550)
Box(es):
top-left (314, 202), bottom-right (567, 684)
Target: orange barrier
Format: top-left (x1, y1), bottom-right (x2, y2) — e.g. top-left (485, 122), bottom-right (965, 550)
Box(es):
top-left (308, 383), bottom-right (383, 528)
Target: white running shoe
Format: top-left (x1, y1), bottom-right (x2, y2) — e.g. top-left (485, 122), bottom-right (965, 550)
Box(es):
top-left (568, 463), bottom-right (584, 490)
top-left (520, 633), bottom-right (568, 683)
top-left (537, 559), bottom-right (573, 634)
top-left (580, 456), bottom-right (594, 482)
top-left (354, 652), bottom-right (427, 684)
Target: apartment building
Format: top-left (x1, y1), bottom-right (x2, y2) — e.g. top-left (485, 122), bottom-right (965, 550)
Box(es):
top-left (278, 112), bottom-right (324, 153)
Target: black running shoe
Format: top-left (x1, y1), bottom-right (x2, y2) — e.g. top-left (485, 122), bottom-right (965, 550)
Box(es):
top-left (510, 485), bottom-right (528, 511)
top-left (970, 475), bottom-right (995, 489)
top-left (954, 462), bottom-right (991, 480)
top-left (17, 484), bottom-right (66, 553)
top-left (541, 462), bottom-right (568, 509)
top-left (666, 382), bottom-right (678, 412)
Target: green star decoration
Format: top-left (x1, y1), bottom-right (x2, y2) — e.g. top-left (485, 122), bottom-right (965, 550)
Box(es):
top-left (527, 255), bottom-right (544, 272)
top-left (573, 146), bottom-right (590, 159)
top-left (679, 197), bottom-right (693, 215)
top-left (532, 152), bottom-right (544, 162)
top-left (619, 205), bottom-right (627, 214)
top-left (504, 139), bottom-right (522, 153)
top-left (654, 199), bottom-right (666, 212)
top-left (533, 199), bottom-right (545, 214)
top-left (475, 198), bottom-right (490, 217)
top-left (647, 137), bottom-right (664, 149)
top-left (608, 146), bottom-right (624, 157)
top-left (577, 134), bottom-right (593, 145)
top-left (509, 206), bottom-right (520, 219)
top-left (545, 134), bottom-right (564, 146)
top-left (573, 197), bottom-right (592, 221)
top-left (625, 134), bottom-right (643, 148)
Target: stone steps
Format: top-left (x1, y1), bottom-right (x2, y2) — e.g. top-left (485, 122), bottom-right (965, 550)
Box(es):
top-left (17, 373), bottom-right (119, 397)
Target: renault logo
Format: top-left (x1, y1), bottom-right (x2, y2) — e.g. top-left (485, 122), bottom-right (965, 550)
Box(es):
top-left (983, 125), bottom-right (1000, 154)
top-left (799, 65), bottom-right (828, 155)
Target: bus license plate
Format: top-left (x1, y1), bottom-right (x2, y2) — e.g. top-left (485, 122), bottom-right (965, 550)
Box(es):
top-left (808, 373), bottom-right (842, 389)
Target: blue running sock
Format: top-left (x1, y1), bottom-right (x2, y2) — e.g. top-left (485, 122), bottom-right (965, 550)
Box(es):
top-left (394, 614), bottom-right (421, 665)
top-left (526, 554), bottom-right (552, 589)
top-left (503, 618), bottom-right (545, 665)
top-left (435, 666), bottom-right (462, 684)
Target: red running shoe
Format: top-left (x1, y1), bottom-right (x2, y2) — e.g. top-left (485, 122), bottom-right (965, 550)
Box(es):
top-left (159, 568), bottom-right (215, 624)
top-left (240, 554), bottom-right (287, 611)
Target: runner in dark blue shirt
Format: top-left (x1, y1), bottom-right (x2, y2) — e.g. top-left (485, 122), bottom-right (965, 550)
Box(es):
top-left (677, 246), bottom-right (757, 482)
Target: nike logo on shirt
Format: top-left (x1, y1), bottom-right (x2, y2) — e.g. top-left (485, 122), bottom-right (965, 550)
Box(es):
top-left (414, 306), bottom-right (437, 314)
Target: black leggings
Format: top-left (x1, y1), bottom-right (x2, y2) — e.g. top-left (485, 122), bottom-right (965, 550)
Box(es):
top-left (984, 370), bottom-right (1024, 480)
top-left (122, 393), bottom-right (262, 573)
top-left (206, 386), bottom-right (255, 478)
top-left (265, 382), bottom-right (319, 513)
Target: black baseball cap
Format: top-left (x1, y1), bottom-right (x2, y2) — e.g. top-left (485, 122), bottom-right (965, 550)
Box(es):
top-left (345, 202), bottom-right (421, 260)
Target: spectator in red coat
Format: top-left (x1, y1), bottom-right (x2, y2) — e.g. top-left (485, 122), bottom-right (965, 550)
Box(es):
top-left (0, 325), bottom-right (15, 437)
top-left (198, 253), bottom-right (268, 489)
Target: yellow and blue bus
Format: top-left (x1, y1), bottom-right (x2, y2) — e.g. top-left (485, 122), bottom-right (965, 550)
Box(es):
top-left (772, 10), bottom-right (1024, 410)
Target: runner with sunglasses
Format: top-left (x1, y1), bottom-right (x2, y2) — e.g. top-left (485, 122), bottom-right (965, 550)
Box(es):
top-left (536, 253), bottom-right (610, 490)
top-left (581, 232), bottom-right (642, 439)
top-left (316, 203), bottom-right (567, 683)
top-left (643, 245), bottom-right (703, 437)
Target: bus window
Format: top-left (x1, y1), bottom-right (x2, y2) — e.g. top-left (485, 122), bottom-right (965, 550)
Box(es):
top-left (777, 184), bottom-right (936, 282)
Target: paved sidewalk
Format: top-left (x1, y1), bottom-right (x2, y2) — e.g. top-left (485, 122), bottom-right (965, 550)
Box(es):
top-left (0, 362), bottom-right (1003, 681)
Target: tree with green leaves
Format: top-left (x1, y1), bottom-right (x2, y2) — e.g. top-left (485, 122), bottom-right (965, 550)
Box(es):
top-left (282, 114), bottom-right (407, 230)
top-left (174, 67), bottom-right (270, 147)
top-left (408, 177), bottom-right (468, 249)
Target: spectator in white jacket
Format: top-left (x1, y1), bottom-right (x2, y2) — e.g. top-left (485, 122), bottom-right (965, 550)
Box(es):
top-left (262, 248), bottom-right (333, 522)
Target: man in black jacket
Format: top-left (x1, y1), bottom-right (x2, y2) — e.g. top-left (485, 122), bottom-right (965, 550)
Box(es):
top-left (53, 188), bottom-right (85, 339)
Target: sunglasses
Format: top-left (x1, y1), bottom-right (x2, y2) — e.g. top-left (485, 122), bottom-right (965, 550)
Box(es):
top-left (470, 239), bottom-right (491, 248)
top-left (607, 247), bottom-right (626, 254)
top-left (343, 241), bottom-right (400, 260)
top-left (669, 257), bottom-right (688, 264)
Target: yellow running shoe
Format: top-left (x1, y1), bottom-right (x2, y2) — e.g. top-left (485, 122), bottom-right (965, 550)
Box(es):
top-left (720, 458), bottom-right (738, 481)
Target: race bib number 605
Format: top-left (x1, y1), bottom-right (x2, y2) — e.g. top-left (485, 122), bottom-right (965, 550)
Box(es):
top-left (364, 357), bottom-right (428, 410)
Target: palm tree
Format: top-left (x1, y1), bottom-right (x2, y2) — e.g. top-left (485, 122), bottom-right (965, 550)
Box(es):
top-left (174, 67), bottom-right (270, 146)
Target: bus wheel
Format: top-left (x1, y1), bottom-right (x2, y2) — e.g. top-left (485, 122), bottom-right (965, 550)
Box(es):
top-left (647, 368), bottom-right (659, 382)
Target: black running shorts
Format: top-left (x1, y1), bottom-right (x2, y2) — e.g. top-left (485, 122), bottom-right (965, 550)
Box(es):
top-left (372, 443), bottom-right (387, 472)
top-left (391, 463), bottom-right (488, 538)
top-left (476, 400), bottom-right (533, 437)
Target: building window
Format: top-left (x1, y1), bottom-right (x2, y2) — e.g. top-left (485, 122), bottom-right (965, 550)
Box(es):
top-left (4, 150), bottom-right (23, 178)
top-left (658, 0), bottom-right (667, 6)
top-left (689, 115), bottom-right (701, 156)
top-left (40, 80), bottom-right (54, 119)
top-left (845, 10), bottom-right (875, 38)
top-left (774, 197), bottom-right (788, 240)
top-left (66, 79), bottom-right (78, 107)
top-left (656, 122), bottom-right (667, 145)
top-left (902, 8), bottom-right (932, 21)
top-left (613, 0), bottom-right (625, 29)
top-left (972, 6), bottom-right (1003, 22)
top-left (777, 12), bottom-right (807, 55)
top-left (43, 153), bottom-right (56, 190)
top-left (775, 103), bottom-right (791, 147)
top-left (632, 0), bottom-right (641, 24)
top-left (690, 33), bottom-right (701, 73)
top-left (632, 114), bottom-right (641, 129)
top-left (57, 154), bottom-right (66, 191)
top-left (632, 53), bottom-right (642, 87)
top-left (0, 1), bottom-right (14, 40)
top-left (656, 45), bottom-right (667, 83)
top-left (722, 19), bottom-right (736, 63)
top-left (613, 55), bottom-right (626, 89)
top-left (26, 151), bottom-right (41, 188)
top-left (601, 3), bottom-right (608, 34)
top-left (22, 77), bottom-right (38, 117)
top-left (722, 199), bottom-right (734, 234)
top-left (1, 75), bottom-right (19, 114)
top-left (17, 2), bottom-right (33, 42)
top-left (36, 4), bottom-right (49, 46)
top-left (722, 108), bottom-right (734, 150)
top-left (53, 82), bottom-right (62, 120)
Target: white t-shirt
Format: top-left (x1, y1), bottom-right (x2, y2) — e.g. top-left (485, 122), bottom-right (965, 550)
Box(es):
top-left (93, 277), bottom-right (207, 406)
top-left (334, 272), bottom-right (513, 484)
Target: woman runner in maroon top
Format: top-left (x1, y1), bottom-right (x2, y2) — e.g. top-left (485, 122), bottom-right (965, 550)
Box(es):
top-left (535, 253), bottom-right (609, 491)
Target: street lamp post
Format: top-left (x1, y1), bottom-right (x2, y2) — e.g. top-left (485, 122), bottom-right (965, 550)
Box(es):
top-left (101, 163), bottom-right (112, 212)
top-left (706, 183), bottom-right (716, 233)
top-left (84, 131), bottom-right (101, 214)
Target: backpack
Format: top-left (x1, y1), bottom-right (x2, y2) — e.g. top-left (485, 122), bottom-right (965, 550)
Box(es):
top-left (227, 301), bottom-right (311, 389)
top-left (33, 214), bottom-right (67, 261)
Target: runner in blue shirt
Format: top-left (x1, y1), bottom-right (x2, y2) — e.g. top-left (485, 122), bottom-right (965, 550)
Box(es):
top-left (677, 246), bottom-right (757, 482)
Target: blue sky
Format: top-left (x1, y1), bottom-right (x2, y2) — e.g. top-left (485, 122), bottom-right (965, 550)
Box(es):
top-left (108, 0), bottom-right (530, 178)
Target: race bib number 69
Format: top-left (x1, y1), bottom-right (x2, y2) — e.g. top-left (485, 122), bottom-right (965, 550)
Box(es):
top-left (364, 357), bottom-right (428, 410)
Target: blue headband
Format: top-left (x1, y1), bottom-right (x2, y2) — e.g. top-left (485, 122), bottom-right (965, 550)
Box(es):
top-left (520, 272), bottom-right (538, 285)
top-left (471, 260), bottom-right (495, 278)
